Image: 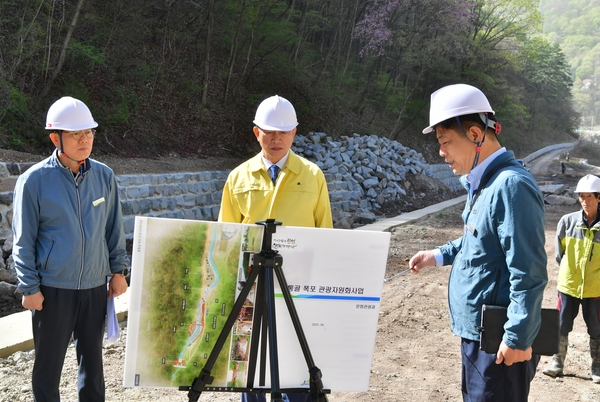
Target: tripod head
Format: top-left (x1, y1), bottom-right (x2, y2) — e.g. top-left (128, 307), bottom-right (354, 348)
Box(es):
top-left (256, 219), bottom-right (282, 253)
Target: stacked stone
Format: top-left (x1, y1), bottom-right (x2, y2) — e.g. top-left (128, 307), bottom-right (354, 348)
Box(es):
top-left (426, 164), bottom-right (464, 193)
top-left (116, 171), bottom-right (228, 237)
top-left (0, 191), bottom-right (17, 304)
top-left (293, 132), bottom-right (431, 226)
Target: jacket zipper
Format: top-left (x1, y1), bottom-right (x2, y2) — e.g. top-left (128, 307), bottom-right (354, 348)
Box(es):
top-left (75, 174), bottom-right (85, 289)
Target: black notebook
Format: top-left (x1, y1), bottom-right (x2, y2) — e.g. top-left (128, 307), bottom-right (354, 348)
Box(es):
top-left (478, 305), bottom-right (559, 356)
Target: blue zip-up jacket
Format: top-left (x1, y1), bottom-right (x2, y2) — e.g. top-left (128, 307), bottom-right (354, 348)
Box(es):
top-left (438, 151), bottom-right (547, 350)
top-left (13, 150), bottom-right (129, 295)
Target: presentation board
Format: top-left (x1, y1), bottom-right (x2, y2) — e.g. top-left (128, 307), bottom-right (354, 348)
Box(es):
top-left (124, 217), bottom-right (390, 392)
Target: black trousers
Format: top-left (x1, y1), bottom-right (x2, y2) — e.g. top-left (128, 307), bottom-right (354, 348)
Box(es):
top-left (461, 338), bottom-right (539, 402)
top-left (31, 285), bottom-right (107, 402)
top-left (557, 291), bottom-right (600, 338)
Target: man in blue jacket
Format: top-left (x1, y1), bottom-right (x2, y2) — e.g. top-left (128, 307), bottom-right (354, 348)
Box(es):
top-left (13, 96), bottom-right (130, 401)
top-left (409, 84), bottom-right (547, 401)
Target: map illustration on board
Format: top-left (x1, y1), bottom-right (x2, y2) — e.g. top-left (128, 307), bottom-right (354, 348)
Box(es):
top-left (124, 217), bottom-right (264, 388)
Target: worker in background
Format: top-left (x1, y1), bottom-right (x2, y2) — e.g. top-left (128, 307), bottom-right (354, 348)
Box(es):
top-left (543, 174), bottom-right (600, 383)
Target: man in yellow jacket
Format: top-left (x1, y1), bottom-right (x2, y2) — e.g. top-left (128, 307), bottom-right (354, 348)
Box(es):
top-left (219, 95), bottom-right (333, 229)
top-left (218, 95), bottom-right (333, 402)
top-left (543, 174), bottom-right (600, 382)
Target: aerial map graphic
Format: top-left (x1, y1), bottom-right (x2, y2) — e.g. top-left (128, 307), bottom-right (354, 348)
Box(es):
top-left (124, 217), bottom-right (264, 388)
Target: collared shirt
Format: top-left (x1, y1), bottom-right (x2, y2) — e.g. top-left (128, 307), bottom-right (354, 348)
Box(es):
top-left (13, 150), bottom-right (129, 294)
top-left (436, 150), bottom-right (547, 347)
top-left (465, 147), bottom-right (507, 198)
top-left (433, 147), bottom-right (507, 266)
top-left (262, 152), bottom-right (289, 172)
top-left (556, 207), bottom-right (600, 298)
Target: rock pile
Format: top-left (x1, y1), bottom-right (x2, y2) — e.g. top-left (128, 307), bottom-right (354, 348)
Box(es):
top-left (295, 133), bottom-right (429, 205)
top-left (539, 182), bottom-right (578, 206)
top-left (293, 132), bottom-right (431, 225)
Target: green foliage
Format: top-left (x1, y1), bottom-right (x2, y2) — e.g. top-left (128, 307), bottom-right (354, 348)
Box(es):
top-left (102, 88), bottom-right (137, 126)
top-left (540, 0), bottom-right (600, 129)
top-left (67, 41), bottom-right (106, 69)
top-left (0, 0), bottom-right (581, 157)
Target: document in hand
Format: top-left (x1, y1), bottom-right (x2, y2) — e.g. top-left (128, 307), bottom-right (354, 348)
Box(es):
top-left (106, 294), bottom-right (121, 343)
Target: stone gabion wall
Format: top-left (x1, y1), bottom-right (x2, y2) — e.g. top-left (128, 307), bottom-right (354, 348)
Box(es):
top-left (116, 168), bottom-right (387, 236)
top-left (426, 164), bottom-right (463, 193)
top-left (116, 171), bottom-right (229, 237)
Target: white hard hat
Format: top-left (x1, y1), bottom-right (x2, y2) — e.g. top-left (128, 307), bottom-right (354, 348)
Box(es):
top-left (253, 95), bottom-right (298, 131)
top-left (575, 174), bottom-right (600, 193)
top-left (45, 96), bottom-right (98, 131)
top-left (422, 84), bottom-right (495, 134)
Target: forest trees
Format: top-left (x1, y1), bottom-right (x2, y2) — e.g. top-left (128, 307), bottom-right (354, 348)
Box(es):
top-left (0, 0), bottom-right (580, 157)
top-left (541, 0), bottom-right (600, 131)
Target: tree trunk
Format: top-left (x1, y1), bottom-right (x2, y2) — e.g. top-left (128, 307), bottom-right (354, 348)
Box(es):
top-left (201, 0), bottom-right (215, 107)
top-left (39, 0), bottom-right (86, 100)
top-left (224, 0), bottom-right (247, 104)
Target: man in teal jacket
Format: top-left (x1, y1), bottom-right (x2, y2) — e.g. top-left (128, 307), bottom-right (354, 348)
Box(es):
top-left (13, 97), bottom-right (129, 401)
top-left (409, 84), bottom-right (547, 401)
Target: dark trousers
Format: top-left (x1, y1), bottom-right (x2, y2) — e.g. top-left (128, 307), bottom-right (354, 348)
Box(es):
top-left (461, 338), bottom-right (539, 402)
top-left (241, 392), bottom-right (311, 402)
top-left (557, 291), bottom-right (600, 338)
top-left (31, 285), bottom-right (107, 402)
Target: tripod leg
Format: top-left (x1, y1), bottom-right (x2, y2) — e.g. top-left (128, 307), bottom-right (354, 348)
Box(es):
top-left (274, 264), bottom-right (329, 402)
top-left (181, 258), bottom-right (261, 401)
top-left (265, 264), bottom-right (284, 402)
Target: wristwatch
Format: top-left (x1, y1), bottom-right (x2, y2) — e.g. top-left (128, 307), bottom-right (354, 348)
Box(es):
top-left (114, 268), bottom-right (129, 277)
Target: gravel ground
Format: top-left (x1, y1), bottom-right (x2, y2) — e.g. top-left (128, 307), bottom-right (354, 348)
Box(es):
top-left (0, 326), bottom-right (244, 402)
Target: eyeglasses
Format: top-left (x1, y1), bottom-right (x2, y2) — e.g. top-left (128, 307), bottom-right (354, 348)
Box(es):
top-left (64, 129), bottom-right (96, 140)
top-left (258, 128), bottom-right (295, 136)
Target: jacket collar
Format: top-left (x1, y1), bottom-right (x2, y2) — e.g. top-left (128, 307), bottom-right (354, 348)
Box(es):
top-left (51, 149), bottom-right (92, 180)
top-left (248, 150), bottom-right (301, 174)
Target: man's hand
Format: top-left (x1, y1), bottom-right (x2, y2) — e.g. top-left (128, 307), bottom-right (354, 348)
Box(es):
top-left (408, 250), bottom-right (436, 273)
top-left (496, 341), bottom-right (532, 366)
top-left (22, 292), bottom-right (44, 311)
top-left (108, 274), bottom-right (128, 298)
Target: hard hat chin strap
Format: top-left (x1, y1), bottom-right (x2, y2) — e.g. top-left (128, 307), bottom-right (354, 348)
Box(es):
top-left (57, 131), bottom-right (86, 172)
top-left (455, 115), bottom-right (487, 170)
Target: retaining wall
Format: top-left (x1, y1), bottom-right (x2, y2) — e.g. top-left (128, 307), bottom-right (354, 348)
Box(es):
top-left (0, 160), bottom-right (464, 240)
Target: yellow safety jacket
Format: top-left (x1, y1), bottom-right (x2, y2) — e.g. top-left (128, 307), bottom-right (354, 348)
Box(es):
top-left (218, 151), bottom-right (333, 228)
top-left (556, 209), bottom-right (600, 299)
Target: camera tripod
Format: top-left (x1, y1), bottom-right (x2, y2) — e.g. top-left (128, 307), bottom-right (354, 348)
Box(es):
top-left (180, 219), bottom-right (329, 402)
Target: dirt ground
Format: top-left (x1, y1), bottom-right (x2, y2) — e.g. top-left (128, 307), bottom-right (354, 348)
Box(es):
top-left (3, 148), bottom-right (600, 401)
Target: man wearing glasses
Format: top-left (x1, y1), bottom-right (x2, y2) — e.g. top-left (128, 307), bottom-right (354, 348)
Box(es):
top-left (13, 96), bottom-right (129, 401)
top-left (219, 95), bottom-right (332, 402)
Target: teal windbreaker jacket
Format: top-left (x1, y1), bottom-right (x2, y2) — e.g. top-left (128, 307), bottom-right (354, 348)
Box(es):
top-left (438, 151), bottom-right (548, 350)
top-left (13, 150), bottom-right (129, 295)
